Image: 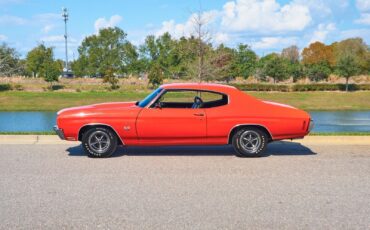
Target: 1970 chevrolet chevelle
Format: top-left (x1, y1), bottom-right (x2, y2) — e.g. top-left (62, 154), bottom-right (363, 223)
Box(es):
top-left (54, 83), bottom-right (313, 157)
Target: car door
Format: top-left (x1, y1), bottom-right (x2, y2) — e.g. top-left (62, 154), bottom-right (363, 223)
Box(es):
top-left (136, 90), bottom-right (206, 145)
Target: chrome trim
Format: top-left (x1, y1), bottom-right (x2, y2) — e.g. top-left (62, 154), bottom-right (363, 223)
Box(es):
top-left (78, 123), bottom-right (125, 145)
top-left (308, 119), bottom-right (314, 132)
top-left (227, 124), bottom-right (274, 143)
top-left (53, 125), bottom-right (65, 140)
top-left (146, 88), bottom-right (230, 109)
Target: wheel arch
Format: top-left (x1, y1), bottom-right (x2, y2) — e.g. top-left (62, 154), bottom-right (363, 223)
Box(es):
top-left (78, 123), bottom-right (124, 145)
top-left (228, 124), bottom-right (273, 144)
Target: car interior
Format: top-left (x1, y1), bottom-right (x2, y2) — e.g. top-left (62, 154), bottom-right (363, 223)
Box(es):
top-left (151, 90), bottom-right (228, 109)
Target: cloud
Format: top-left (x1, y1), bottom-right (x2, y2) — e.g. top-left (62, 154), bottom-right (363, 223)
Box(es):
top-left (0, 14), bottom-right (26, 25)
top-left (251, 36), bottom-right (298, 49)
top-left (40, 35), bottom-right (77, 43)
top-left (155, 10), bottom-right (219, 38)
top-left (355, 0), bottom-right (370, 24)
top-left (309, 23), bottom-right (336, 44)
top-left (356, 0), bottom-right (370, 11)
top-left (221, 0), bottom-right (311, 32)
top-left (94, 15), bottom-right (122, 33)
top-left (42, 24), bottom-right (54, 33)
top-left (0, 34), bottom-right (7, 41)
top-left (40, 35), bottom-right (65, 42)
top-left (340, 28), bottom-right (370, 42)
top-left (355, 13), bottom-right (370, 25)
top-left (34, 13), bottom-right (60, 21)
top-left (214, 32), bottom-right (230, 44)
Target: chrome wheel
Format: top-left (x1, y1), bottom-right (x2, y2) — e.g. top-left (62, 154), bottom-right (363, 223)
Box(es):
top-left (239, 130), bottom-right (261, 153)
top-left (88, 131), bottom-right (111, 154)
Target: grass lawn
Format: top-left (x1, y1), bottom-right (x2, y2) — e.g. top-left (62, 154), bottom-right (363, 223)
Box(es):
top-left (1, 90), bottom-right (370, 111)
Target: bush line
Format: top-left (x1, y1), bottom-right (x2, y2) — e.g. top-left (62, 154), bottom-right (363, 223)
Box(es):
top-left (1, 83), bottom-right (370, 92)
top-left (230, 83), bottom-right (370, 92)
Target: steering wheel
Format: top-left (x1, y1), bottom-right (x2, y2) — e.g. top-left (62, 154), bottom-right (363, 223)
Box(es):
top-left (192, 96), bottom-right (203, 109)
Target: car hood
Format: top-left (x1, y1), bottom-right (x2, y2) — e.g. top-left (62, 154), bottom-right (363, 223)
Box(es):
top-left (57, 101), bottom-right (138, 117)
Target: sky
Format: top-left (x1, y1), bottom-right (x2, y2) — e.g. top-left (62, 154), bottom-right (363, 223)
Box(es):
top-left (0, 0), bottom-right (369, 60)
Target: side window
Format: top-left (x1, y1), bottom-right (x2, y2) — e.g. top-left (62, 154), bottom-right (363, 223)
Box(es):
top-left (153, 90), bottom-right (198, 109)
top-left (151, 90), bottom-right (228, 109)
top-left (200, 91), bottom-right (228, 108)
top-left (161, 90), bottom-right (197, 104)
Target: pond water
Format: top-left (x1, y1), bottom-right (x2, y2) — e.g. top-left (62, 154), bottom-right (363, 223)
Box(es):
top-left (0, 111), bottom-right (369, 133)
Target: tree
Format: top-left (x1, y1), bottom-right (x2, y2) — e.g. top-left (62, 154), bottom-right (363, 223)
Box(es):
top-left (103, 67), bottom-right (119, 90)
top-left (140, 33), bottom-right (184, 78)
top-left (76, 27), bottom-right (135, 77)
top-left (26, 44), bottom-right (61, 86)
top-left (287, 61), bottom-right (303, 82)
top-left (42, 58), bottom-right (61, 87)
top-left (335, 55), bottom-right (361, 91)
top-left (231, 44), bottom-right (257, 79)
top-left (259, 53), bottom-right (289, 83)
top-left (208, 44), bottom-right (235, 82)
top-left (0, 43), bottom-right (23, 77)
top-left (191, 9), bottom-right (212, 82)
top-left (148, 63), bottom-right (163, 87)
top-left (302, 42), bottom-right (335, 66)
top-left (281, 45), bottom-right (299, 63)
top-left (304, 61), bottom-right (331, 82)
top-left (334, 38), bottom-right (369, 75)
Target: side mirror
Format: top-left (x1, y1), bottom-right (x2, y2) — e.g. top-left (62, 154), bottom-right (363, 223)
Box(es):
top-left (154, 102), bottom-right (162, 109)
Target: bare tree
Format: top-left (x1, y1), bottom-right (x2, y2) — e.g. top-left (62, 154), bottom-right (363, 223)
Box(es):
top-left (281, 45), bottom-right (300, 63)
top-left (190, 7), bottom-right (213, 82)
top-left (0, 52), bottom-right (22, 77)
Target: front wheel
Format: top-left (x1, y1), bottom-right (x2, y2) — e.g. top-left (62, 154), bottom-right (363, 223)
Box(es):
top-left (82, 127), bottom-right (118, 158)
top-left (232, 128), bottom-right (268, 157)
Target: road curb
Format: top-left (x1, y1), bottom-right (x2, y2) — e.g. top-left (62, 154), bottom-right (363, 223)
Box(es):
top-left (0, 135), bottom-right (369, 145)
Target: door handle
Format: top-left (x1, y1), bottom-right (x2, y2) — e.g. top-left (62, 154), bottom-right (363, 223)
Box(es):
top-left (193, 113), bottom-right (205, 117)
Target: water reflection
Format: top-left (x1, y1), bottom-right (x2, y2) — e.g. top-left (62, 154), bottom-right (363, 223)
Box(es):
top-left (0, 111), bottom-right (369, 133)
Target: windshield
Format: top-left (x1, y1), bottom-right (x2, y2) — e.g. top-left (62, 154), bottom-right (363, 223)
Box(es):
top-left (137, 87), bottom-right (163, 108)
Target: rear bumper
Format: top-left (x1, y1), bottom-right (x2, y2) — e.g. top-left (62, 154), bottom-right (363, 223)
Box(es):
top-left (53, 125), bottom-right (65, 140)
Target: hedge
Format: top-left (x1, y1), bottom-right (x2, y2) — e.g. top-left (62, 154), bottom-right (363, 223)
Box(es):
top-left (231, 83), bottom-right (370, 92)
top-left (0, 84), bottom-right (12, 91)
top-left (230, 83), bottom-right (290, 92)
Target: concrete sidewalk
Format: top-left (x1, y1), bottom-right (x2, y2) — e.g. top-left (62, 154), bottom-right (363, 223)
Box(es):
top-left (0, 135), bottom-right (369, 145)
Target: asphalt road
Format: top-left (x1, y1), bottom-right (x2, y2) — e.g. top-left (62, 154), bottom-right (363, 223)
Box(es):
top-left (0, 142), bottom-right (369, 229)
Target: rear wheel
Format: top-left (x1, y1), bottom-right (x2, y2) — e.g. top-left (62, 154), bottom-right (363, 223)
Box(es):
top-left (82, 127), bottom-right (118, 158)
top-left (232, 127), bottom-right (267, 157)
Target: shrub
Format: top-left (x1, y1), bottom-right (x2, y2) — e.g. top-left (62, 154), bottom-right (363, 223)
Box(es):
top-left (230, 83), bottom-right (370, 92)
top-left (0, 84), bottom-right (12, 91)
top-left (51, 85), bottom-right (64, 91)
top-left (12, 84), bottom-right (23, 91)
top-left (230, 83), bottom-right (290, 92)
top-left (292, 84), bottom-right (361, 91)
top-left (358, 84), bottom-right (370, 91)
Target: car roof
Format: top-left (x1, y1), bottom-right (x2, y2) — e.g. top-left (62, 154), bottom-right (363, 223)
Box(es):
top-left (161, 83), bottom-right (237, 94)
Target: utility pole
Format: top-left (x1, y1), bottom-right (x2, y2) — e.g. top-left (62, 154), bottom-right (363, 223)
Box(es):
top-left (62, 7), bottom-right (72, 77)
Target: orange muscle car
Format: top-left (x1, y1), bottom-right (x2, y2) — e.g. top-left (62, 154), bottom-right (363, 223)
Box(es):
top-left (54, 83), bottom-right (313, 157)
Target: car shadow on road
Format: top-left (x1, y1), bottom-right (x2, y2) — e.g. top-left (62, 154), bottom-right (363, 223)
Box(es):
top-left (66, 141), bottom-right (316, 158)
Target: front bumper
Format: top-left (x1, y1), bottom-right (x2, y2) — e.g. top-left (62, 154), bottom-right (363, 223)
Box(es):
top-left (53, 125), bottom-right (65, 140)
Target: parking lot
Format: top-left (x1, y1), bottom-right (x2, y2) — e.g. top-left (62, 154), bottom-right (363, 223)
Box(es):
top-left (0, 141), bottom-right (369, 229)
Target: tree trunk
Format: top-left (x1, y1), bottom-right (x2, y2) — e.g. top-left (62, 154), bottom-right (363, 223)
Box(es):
top-left (345, 77), bottom-right (349, 92)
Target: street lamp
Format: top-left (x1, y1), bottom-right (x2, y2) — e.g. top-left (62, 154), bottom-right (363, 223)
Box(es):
top-left (61, 7), bottom-right (72, 77)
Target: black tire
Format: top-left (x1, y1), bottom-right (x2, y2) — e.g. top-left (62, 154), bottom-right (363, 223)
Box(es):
top-left (81, 127), bottom-right (118, 158)
top-left (232, 127), bottom-right (268, 157)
